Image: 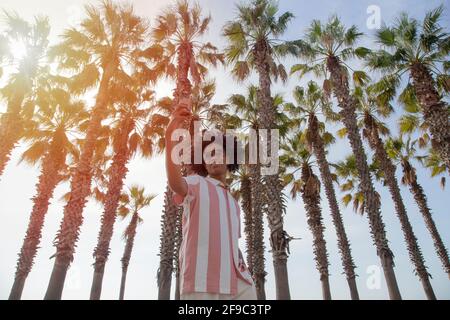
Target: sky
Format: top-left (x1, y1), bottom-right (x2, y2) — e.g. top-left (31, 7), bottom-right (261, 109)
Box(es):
top-left (0, 0), bottom-right (449, 300)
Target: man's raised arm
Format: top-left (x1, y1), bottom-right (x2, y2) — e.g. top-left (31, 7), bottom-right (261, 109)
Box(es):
top-left (165, 99), bottom-right (191, 198)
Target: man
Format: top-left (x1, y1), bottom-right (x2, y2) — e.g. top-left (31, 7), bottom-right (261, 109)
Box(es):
top-left (165, 99), bottom-right (256, 300)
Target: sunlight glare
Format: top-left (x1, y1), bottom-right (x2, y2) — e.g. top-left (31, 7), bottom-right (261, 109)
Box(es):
top-left (9, 39), bottom-right (27, 60)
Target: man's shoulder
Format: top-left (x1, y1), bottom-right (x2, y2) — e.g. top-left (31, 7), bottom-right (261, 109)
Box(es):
top-left (185, 174), bottom-right (205, 185)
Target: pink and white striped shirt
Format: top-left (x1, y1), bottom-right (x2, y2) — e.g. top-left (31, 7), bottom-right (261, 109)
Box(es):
top-left (173, 174), bottom-right (254, 296)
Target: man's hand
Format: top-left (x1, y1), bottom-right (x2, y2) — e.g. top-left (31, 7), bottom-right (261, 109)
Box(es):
top-left (166, 98), bottom-right (192, 137)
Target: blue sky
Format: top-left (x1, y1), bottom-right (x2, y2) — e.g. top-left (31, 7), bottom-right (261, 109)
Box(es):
top-left (0, 0), bottom-right (449, 299)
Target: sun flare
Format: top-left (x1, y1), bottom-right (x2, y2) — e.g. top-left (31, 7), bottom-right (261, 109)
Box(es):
top-left (9, 39), bottom-right (27, 60)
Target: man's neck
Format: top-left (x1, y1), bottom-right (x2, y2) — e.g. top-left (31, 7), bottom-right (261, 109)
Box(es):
top-left (208, 174), bottom-right (227, 185)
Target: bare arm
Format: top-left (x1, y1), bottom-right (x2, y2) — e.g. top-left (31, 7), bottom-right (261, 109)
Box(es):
top-left (165, 100), bottom-right (191, 198)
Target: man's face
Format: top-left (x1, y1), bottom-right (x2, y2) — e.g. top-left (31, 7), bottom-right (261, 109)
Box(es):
top-left (204, 143), bottom-right (228, 176)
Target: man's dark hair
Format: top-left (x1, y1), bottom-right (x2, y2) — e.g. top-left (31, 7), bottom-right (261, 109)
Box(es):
top-left (191, 130), bottom-right (240, 175)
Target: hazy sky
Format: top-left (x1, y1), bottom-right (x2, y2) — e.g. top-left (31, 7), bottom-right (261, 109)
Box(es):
top-left (0, 0), bottom-right (449, 300)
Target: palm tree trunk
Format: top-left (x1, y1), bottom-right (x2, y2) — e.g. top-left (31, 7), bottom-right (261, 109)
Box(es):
top-left (410, 63), bottom-right (450, 171)
top-left (174, 270), bottom-right (181, 300)
top-left (9, 136), bottom-right (65, 300)
top-left (9, 276), bottom-right (26, 301)
top-left (254, 39), bottom-right (290, 300)
top-left (248, 163), bottom-right (267, 300)
top-left (119, 211), bottom-right (138, 300)
top-left (44, 258), bottom-right (69, 300)
top-left (300, 164), bottom-right (332, 300)
top-left (366, 120), bottom-right (436, 299)
top-left (173, 42), bottom-right (193, 103)
top-left (321, 276), bottom-right (332, 300)
top-left (327, 56), bottom-right (401, 299)
top-left (90, 264), bottom-right (105, 301)
top-left (44, 63), bottom-right (114, 300)
top-left (309, 115), bottom-right (359, 300)
top-left (240, 174), bottom-right (254, 274)
top-left (90, 119), bottom-right (132, 300)
top-left (157, 187), bottom-right (179, 300)
top-left (119, 266), bottom-right (128, 300)
top-left (347, 277), bottom-right (359, 300)
top-left (402, 160), bottom-right (450, 278)
top-left (173, 206), bottom-right (183, 300)
top-left (0, 104), bottom-right (23, 177)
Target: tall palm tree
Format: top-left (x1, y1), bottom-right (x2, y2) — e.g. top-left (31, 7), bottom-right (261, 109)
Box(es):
top-left (157, 186), bottom-right (182, 300)
top-left (223, 0), bottom-right (298, 299)
top-left (151, 95), bottom-right (180, 300)
top-left (292, 16), bottom-right (402, 299)
top-left (152, 0), bottom-right (223, 104)
top-left (8, 87), bottom-right (87, 300)
top-left (228, 86), bottom-right (266, 299)
top-left (117, 185), bottom-right (156, 300)
top-left (89, 80), bottom-right (165, 300)
top-left (367, 6), bottom-right (450, 170)
top-left (284, 81), bottom-right (359, 299)
top-left (227, 87), bottom-right (291, 299)
top-left (0, 12), bottom-right (51, 177)
top-left (355, 87), bottom-right (436, 299)
top-left (153, 1), bottom-right (222, 299)
top-left (386, 136), bottom-right (450, 278)
top-left (228, 166), bottom-right (255, 274)
top-left (281, 137), bottom-right (331, 300)
top-left (44, 1), bottom-right (158, 299)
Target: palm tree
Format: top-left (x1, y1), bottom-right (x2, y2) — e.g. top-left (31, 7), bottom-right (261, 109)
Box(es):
top-left (292, 16), bottom-right (402, 299)
top-left (367, 6), bottom-right (450, 170)
top-left (386, 136), bottom-right (450, 278)
top-left (281, 136), bottom-right (331, 300)
top-left (148, 95), bottom-right (180, 300)
top-left (228, 86), bottom-right (266, 299)
top-left (155, 93), bottom-right (182, 300)
top-left (0, 12), bottom-right (51, 177)
top-left (117, 185), bottom-right (156, 300)
top-left (8, 87), bottom-right (87, 300)
top-left (152, 0), bottom-right (223, 104)
top-left (227, 87), bottom-right (291, 299)
top-left (89, 80), bottom-right (165, 300)
top-left (284, 81), bottom-right (359, 299)
top-left (229, 166), bottom-right (254, 273)
top-left (44, 1), bottom-right (158, 299)
top-left (223, 0), bottom-right (298, 299)
top-left (158, 186), bottom-right (183, 300)
top-left (355, 87), bottom-right (436, 299)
